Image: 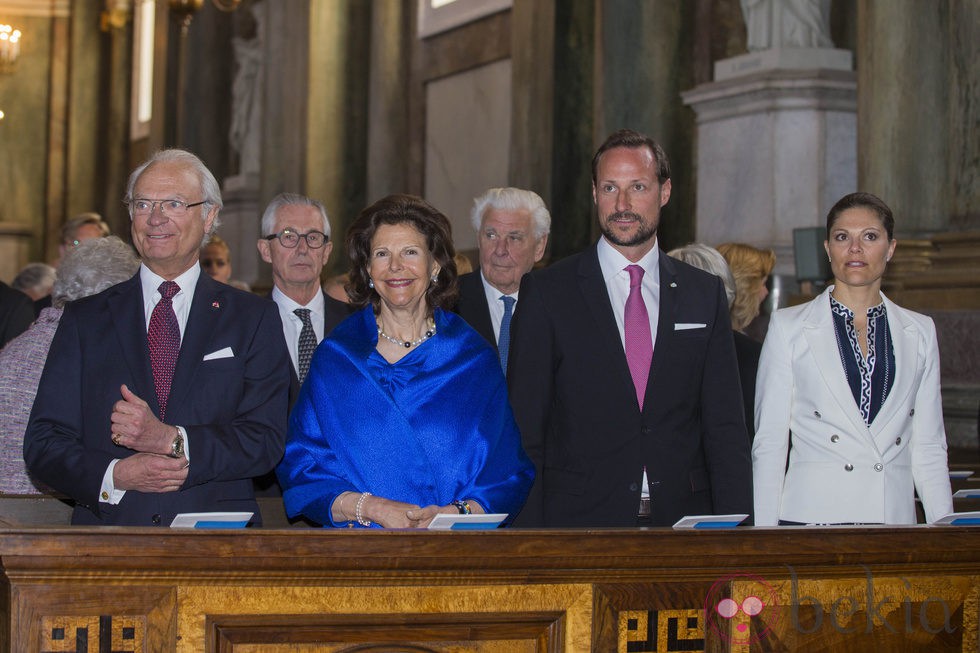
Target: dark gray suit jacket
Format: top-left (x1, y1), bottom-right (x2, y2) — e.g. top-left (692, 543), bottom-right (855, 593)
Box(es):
top-left (454, 270), bottom-right (497, 351)
top-left (507, 242), bottom-right (752, 527)
top-left (25, 273), bottom-right (290, 526)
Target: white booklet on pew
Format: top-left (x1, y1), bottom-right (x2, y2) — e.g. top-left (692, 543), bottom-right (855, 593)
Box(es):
top-left (934, 511), bottom-right (980, 526)
top-left (427, 513), bottom-right (507, 530)
top-left (953, 489), bottom-right (980, 499)
top-left (170, 512), bottom-right (253, 528)
top-left (672, 514), bottom-right (749, 529)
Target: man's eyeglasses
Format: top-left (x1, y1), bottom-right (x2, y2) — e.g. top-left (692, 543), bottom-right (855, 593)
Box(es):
top-left (129, 198), bottom-right (208, 218)
top-left (263, 229), bottom-right (328, 249)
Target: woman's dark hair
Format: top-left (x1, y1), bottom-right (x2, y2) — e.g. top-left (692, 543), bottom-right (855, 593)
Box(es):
top-left (346, 194), bottom-right (458, 310)
top-left (826, 192), bottom-right (895, 241)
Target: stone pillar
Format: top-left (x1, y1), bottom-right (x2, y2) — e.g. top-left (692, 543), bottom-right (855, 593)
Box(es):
top-left (682, 44), bottom-right (856, 294)
top-left (857, 1), bottom-right (948, 237)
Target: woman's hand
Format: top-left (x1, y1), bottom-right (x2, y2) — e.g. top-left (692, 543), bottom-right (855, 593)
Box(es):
top-left (367, 496), bottom-right (426, 528)
top-left (408, 500), bottom-right (487, 528)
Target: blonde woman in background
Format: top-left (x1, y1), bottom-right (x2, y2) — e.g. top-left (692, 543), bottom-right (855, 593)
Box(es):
top-left (717, 242), bottom-right (776, 335)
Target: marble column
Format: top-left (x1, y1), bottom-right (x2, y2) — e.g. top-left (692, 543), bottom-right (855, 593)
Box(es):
top-left (857, 1), bottom-right (949, 237)
top-left (682, 53), bottom-right (856, 280)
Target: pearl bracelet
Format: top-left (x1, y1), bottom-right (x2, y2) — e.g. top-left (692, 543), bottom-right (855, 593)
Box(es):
top-left (355, 491), bottom-right (373, 527)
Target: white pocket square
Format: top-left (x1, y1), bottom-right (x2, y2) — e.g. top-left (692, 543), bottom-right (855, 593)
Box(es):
top-left (674, 323), bottom-right (707, 331)
top-left (203, 347), bottom-right (234, 361)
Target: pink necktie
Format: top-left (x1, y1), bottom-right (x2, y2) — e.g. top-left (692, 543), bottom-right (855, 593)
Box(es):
top-left (148, 281), bottom-right (181, 419)
top-left (624, 265), bottom-right (652, 410)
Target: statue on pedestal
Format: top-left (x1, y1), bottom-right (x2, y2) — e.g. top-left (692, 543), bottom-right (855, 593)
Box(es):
top-left (229, 2), bottom-right (265, 179)
top-left (741, 0), bottom-right (833, 51)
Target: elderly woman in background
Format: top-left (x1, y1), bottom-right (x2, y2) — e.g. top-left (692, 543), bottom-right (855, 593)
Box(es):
top-left (0, 237), bottom-right (139, 494)
top-left (753, 192), bottom-right (953, 526)
top-left (277, 194), bottom-right (534, 528)
top-left (667, 243), bottom-right (760, 437)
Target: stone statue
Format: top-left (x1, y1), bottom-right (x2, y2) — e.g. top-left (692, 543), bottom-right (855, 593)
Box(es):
top-left (229, 2), bottom-right (265, 177)
top-left (741, 0), bottom-right (833, 51)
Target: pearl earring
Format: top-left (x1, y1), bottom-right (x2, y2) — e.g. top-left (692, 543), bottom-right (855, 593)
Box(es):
top-left (369, 279), bottom-right (374, 289)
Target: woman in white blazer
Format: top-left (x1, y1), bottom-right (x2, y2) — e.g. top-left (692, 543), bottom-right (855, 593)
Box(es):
top-left (753, 192), bottom-right (953, 526)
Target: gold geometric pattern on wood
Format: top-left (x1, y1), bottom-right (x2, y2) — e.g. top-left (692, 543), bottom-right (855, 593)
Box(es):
top-left (40, 615), bottom-right (144, 653)
top-left (619, 609), bottom-right (704, 652)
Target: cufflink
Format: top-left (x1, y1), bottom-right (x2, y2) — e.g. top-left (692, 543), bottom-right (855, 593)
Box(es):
top-left (101, 491), bottom-right (109, 500)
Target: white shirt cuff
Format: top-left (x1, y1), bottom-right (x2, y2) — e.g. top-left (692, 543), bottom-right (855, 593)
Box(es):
top-left (100, 460), bottom-right (126, 504)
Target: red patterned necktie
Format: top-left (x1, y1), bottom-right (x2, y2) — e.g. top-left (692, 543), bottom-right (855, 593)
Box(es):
top-left (624, 265), bottom-right (652, 410)
top-left (148, 281), bottom-right (181, 419)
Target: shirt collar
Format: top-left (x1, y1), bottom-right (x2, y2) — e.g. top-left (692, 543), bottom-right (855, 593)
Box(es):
top-left (272, 285), bottom-right (325, 314)
top-left (140, 262), bottom-right (201, 299)
top-left (597, 236), bottom-right (660, 282)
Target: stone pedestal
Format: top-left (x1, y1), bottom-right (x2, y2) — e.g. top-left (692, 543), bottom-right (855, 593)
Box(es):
top-left (681, 51), bottom-right (856, 283)
top-left (219, 175), bottom-right (263, 290)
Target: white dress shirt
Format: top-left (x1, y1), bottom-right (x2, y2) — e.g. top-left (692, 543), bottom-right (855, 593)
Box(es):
top-left (596, 236), bottom-right (661, 351)
top-left (596, 237), bottom-right (661, 501)
top-left (102, 263), bottom-right (199, 503)
top-left (479, 272), bottom-right (519, 343)
top-left (271, 286), bottom-right (326, 377)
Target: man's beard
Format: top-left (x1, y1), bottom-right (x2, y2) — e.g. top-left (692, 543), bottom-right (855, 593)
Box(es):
top-left (599, 211), bottom-right (658, 248)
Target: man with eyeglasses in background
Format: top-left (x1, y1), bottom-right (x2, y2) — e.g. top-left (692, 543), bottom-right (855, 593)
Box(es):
top-left (257, 193), bottom-right (353, 410)
top-left (25, 149), bottom-right (290, 526)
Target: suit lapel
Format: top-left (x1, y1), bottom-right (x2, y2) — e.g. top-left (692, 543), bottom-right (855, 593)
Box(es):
top-left (577, 246), bottom-right (637, 407)
top-left (167, 274), bottom-right (223, 415)
top-left (108, 274), bottom-right (159, 414)
top-left (802, 292), bottom-right (878, 449)
top-left (645, 253), bottom-right (677, 413)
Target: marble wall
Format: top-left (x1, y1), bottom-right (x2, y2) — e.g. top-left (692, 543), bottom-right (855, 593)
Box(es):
top-left (424, 59), bottom-right (512, 252)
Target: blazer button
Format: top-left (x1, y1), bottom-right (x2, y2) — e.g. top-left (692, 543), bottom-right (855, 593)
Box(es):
top-left (844, 464), bottom-right (854, 472)
top-left (151, 514), bottom-right (162, 525)
top-left (874, 463), bottom-right (883, 472)
top-left (830, 434), bottom-right (840, 443)
top-left (629, 483), bottom-right (639, 492)
top-left (895, 437), bottom-right (902, 445)
top-left (909, 409), bottom-right (915, 416)
top-left (814, 411), bottom-right (821, 419)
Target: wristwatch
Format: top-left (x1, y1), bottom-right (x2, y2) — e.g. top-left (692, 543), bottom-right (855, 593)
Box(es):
top-left (169, 429), bottom-right (185, 459)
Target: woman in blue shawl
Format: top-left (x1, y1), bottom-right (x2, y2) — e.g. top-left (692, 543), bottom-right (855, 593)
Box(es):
top-left (277, 194), bottom-right (534, 527)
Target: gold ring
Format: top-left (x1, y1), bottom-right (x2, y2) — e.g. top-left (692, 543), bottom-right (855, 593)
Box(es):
top-left (112, 433), bottom-right (121, 445)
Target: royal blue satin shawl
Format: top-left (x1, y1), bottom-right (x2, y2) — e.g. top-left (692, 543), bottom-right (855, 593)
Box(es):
top-left (277, 306), bottom-right (534, 527)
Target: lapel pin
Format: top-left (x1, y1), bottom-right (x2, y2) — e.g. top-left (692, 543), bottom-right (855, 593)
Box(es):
top-left (670, 282), bottom-right (677, 288)
top-left (212, 301), bottom-right (220, 309)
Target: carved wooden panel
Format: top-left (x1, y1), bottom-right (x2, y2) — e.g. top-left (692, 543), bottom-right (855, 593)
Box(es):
top-left (207, 612), bottom-right (561, 652)
top-left (11, 584), bottom-right (174, 653)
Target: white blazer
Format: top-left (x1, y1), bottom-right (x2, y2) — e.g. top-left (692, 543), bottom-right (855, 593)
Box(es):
top-left (752, 287), bottom-right (953, 526)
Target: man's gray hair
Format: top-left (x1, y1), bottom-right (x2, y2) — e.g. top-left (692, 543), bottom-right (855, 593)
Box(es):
top-left (260, 192), bottom-right (331, 238)
top-left (667, 243), bottom-right (736, 309)
top-left (470, 187), bottom-right (551, 240)
top-left (124, 149), bottom-right (223, 242)
top-left (12, 263), bottom-right (57, 297)
top-left (53, 236), bottom-right (140, 308)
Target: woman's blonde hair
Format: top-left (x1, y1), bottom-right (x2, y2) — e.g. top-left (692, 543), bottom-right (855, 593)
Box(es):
top-left (716, 242), bottom-right (776, 331)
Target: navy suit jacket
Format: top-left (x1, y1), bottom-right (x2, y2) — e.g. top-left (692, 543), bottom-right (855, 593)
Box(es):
top-left (454, 270), bottom-right (497, 351)
top-left (507, 242), bottom-right (752, 527)
top-left (25, 272), bottom-right (290, 526)
top-left (0, 281), bottom-right (34, 349)
top-left (283, 290), bottom-right (354, 408)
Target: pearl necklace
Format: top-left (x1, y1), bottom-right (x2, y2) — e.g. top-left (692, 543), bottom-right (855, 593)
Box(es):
top-left (377, 317), bottom-right (436, 349)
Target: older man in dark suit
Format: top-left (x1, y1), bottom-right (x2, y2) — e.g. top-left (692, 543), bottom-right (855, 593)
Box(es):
top-left (508, 129), bottom-right (752, 527)
top-left (25, 149), bottom-right (290, 526)
top-left (257, 192), bottom-right (352, 408)
top-left (455, 188), bottom-right (549, 372)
